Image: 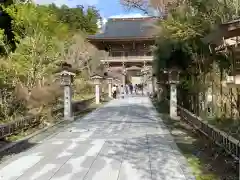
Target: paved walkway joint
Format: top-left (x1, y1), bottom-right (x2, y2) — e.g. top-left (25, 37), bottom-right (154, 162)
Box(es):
top-left (0, 96), bottom-right (195, 180)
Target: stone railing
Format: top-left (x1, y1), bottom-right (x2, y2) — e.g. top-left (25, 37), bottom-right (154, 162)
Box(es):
top-left (178, 105), bottom-right (240, 161)
top-left (0, 93), bottom-right (108, 139)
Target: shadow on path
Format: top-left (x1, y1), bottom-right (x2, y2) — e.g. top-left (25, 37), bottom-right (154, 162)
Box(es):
top-left (0, 96), bottom-right (194, 180)
top-left (0, 106), bottom-right (100, 163)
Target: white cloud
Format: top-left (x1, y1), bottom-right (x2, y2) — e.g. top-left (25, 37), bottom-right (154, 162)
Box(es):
top-left (97, 18), bottom-right (107, 28)
top-left (109, 13), bottom-right (149, 19)
top-left (34, 0), bottom-right (98, 7)
top-left (97, 13), bottom-right (149, 29)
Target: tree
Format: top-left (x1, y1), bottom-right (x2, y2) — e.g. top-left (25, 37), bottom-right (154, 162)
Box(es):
top-left (47, 4), bottom-right (101, 34)
top-left (122, 0), bottom-right (238, 116)
top-left (0, 2), bottom-right (104, 123)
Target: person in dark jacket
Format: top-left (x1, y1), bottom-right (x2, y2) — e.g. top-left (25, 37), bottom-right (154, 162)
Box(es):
top-left (112, 85), bottom-right (117, 99)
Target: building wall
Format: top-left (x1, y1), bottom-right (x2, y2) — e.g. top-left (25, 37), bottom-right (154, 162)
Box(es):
top-left (131, 76), bottom-right (142, 84)
top-left (109, 41), bottom-right (153, 56)
top-left (89, 40), bottom-right (154, 84)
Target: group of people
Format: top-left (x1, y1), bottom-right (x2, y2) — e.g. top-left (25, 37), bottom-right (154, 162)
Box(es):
top-left (111, 83), bottom-right (143, 99)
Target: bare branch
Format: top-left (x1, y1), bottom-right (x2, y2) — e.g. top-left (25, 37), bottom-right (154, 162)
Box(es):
top-left (120, 0), bottom-right (177, 16)
top-left (120, 0), bottom-right (149, 14)
top-left (61, 34), bottom-right (108, 77)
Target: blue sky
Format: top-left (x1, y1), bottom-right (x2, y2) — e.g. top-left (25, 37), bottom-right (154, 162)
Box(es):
top-left (93, 0), bottom-right (143, 18)
top-left (35, 0), bottom-right (145, 19)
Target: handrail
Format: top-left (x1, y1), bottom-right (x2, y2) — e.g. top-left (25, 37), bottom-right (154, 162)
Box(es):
top-left (0, 93), bottom-right (108, 139)
top-left (177, 104), bottom-right (240, 161)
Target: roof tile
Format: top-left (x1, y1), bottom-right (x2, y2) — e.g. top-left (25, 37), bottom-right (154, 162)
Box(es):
top-left (88, 17), bottom-right (158, 40)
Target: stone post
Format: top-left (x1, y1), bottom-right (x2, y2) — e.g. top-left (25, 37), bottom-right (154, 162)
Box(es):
top-left (64, 85), bottom-right (73, 120)
top-left (152, 75), bottom-right (156, 95)
top-left (122, 69), bottom-right (126, 95)
top-left (60, 70), bottom-right (75, 121)
top-left (108, 83), bottom-right (112, 98)
top-left (170, 83), bottom-right (178, 119)
top-left (122, 74), bottom-right (126, 87)
top-left (169, 69), bottom-right (180, 120)
top-left (107, 77), bottom-right (113, 98)
top-left (140, 75), bottom-right (144, 95)
top-left (91, 75), bottom-right (103, 104)
top-left (96, 84), bottom-right (100, 104)
top-left (147, 79), bottom-right (152, 96)
top-left (156, 81), bottom-right (160, 100)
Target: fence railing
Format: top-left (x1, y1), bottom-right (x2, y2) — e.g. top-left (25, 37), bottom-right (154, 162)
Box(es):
top-left (178, 105), bottom-right (240, 161)
top-left (0, 93), bottom-right (108, 139)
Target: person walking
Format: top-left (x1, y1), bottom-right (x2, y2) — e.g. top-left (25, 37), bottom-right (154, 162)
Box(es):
top-left (129, 83), bottom-right (133, 94)
top-left (112, 85), bottom-right (117, 99)
top-left (120, 85), bottom-right (125, 99)
top-left (116, 85), bottom-right (119, 97)
top-left (134, 84), bottom-right (138, 94)
top-left (125, 84), bottom-right (128, 95)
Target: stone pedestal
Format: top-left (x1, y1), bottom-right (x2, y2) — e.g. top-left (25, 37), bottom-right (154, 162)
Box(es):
top-left (64, 86), bottom-right (73, 121)
top-left (95, 84), bottom-right (100, 104)
top-left (108, 82), bottom-right (112, 98)
top-left (122, 74), bottom-right (125, 86)
top-left (156, 82), bottom-right (163, 101)
top-left (147, 80), bottom-right (152, 95)
top-left (122, 74), bottom-right (126, 95)
top-left (91, 74), bottom-right (103, 105)
top-left (170, 83), bottom-right (178, 119)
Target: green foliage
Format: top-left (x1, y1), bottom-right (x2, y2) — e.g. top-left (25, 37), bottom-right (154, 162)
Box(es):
top-left (0, 2), bottom-right (102, 122)
top-left (47, 4), bottom-right (100, 34)
top-left (154, 0), bottom-right (236, 84)
top-left (155, 0), bottom-right (236, 68)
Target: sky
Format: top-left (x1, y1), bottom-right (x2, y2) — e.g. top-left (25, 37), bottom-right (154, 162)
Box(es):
top-left (35, 0), bottom-right (146, 19)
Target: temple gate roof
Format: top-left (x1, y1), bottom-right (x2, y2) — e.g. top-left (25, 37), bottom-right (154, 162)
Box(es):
top-left (88, 17), bottom-right (158, 41)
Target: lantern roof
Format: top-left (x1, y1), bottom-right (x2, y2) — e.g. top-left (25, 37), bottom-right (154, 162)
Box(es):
top-left (90, 73), bottom-right (103, 79)
top-left (54, 62), bottom-right (79, 74)
top-left (59, 70), bottom-right (76, 76)
top-left (126, 66), bottom-right (142, 71)
top-left (168, 67), bottom-right (181, 72)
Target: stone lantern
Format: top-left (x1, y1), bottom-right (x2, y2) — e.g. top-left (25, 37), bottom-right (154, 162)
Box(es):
top-left (107, 77), bottom-right (113, 98)
top-left (156, 69), bottom-right (168, 101)
top-left (58, 62), bottom-right (76, 121)
top-left (91, 74), bottom-right (103, 104)
top-left (168, 68), bottom-right (180, 120)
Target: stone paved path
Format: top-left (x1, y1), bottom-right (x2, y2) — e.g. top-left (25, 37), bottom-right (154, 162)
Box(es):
top-left (0, 96), bottom-right (195, 180)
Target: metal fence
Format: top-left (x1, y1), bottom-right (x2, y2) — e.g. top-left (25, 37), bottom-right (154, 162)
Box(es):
top-left (178, 105), bottom-right (240, 161)
top-left (0, 93), bottom-right (108, 139)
